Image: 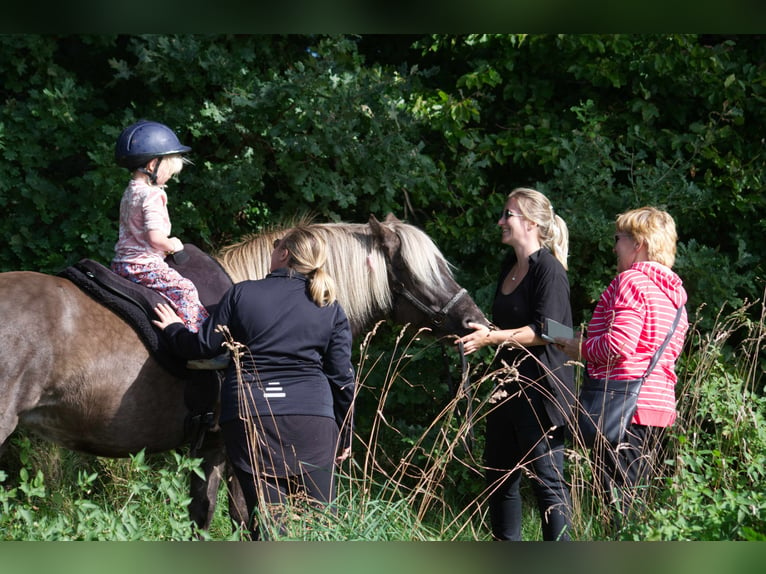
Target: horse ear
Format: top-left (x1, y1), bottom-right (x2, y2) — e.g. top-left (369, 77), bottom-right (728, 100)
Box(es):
top-left (384, 213), bottom-right (400, 223)
top-left (368, 214), bottom-right (400, 258)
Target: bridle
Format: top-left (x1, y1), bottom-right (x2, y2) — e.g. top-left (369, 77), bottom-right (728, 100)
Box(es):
top-left (391, 281), bottom-right (468, 328)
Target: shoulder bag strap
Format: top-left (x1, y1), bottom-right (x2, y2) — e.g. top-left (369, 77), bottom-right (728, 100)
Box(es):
top-left (642, 305), bottom-right (684, 379)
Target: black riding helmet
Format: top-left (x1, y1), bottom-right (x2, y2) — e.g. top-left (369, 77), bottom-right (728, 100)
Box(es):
top-left (115, 120), bottom-right (191, 183)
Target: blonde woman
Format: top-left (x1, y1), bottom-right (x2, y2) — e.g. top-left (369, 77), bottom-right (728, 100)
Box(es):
top-left (556, 206), bottom-right (688, 529)
top-left (458, 187), bottom-right (575, 541)
top-left (153, 225), bottom-right (355, 539)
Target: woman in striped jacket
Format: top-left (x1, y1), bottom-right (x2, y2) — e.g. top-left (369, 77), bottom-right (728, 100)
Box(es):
top-left (557, 206), bottom-right (689, 529)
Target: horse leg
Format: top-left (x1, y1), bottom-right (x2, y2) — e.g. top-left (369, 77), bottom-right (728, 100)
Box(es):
top-left (187, 431), bottom-right (249, 536)
top-left (226, 461), bottom-right (250, 534)
top-left (0, 416), bottom-right (19, 461)
top-left (188, 429), bottom-right (227, 532)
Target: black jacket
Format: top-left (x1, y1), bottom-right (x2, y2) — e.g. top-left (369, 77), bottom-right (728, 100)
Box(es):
top-left (162, 268), bottom-right (355, 431)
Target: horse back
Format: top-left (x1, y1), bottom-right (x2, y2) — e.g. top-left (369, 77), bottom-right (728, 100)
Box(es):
top-left (0, 271), bottom-right (190, 456)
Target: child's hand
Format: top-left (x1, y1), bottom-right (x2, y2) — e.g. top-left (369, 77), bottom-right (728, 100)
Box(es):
top-left (168, 237), bottom-right (184, 253)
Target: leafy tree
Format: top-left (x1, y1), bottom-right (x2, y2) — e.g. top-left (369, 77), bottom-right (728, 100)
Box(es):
top-left (405, 34), bottom-right (766, 328)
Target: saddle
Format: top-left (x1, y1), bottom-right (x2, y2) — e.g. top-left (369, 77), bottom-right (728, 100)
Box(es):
top-left (59, 244), bottom-right (233, 375)
top-left (58, 245), bottom-right (234, 446)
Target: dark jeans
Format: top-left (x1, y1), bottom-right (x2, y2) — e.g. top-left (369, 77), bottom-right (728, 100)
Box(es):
top-left (221, 417), bottom-right (336, 540)
top-left (593, 423), bottom-right (667, 533)
top-left (484, 402), bottom-right (572, 541)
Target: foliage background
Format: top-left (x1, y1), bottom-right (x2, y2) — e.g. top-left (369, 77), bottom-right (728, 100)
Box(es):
top-left (1, 34), bottom-right (763, 327)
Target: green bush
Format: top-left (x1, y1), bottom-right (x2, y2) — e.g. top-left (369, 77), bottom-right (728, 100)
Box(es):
top-left (627, 300), bottom-right (766, 540)
top-left (0, 435), bottom-right (228, 541)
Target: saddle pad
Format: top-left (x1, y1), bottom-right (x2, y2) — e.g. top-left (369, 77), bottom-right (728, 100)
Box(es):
top-left (58, 244), bottom-right (234, 379)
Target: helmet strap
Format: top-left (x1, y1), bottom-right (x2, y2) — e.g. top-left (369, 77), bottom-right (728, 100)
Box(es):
top-left (138, 156), bottom-right (163, 185)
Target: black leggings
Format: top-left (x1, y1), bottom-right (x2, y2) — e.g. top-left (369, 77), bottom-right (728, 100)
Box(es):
top-left (484, 396), bottom-right (572, 541)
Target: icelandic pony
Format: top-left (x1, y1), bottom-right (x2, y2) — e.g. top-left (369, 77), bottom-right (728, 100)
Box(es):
top-left (0, 214), bottom-right (487, 530)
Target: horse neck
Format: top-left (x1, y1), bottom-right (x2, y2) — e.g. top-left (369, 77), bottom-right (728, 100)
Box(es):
top-left (322, 225), bottom-right (393, 337)
top-left (216, 226), bottom-right (394, 338)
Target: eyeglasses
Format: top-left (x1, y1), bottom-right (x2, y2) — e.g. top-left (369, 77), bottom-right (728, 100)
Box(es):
top-left (614, 233), bottom-right (631, 243)
top-left (499, 209), bottom-right (524, 220)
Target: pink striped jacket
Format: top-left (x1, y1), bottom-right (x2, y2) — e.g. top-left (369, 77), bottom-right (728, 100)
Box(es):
top-left (582, 261), bottom-right (689, 427)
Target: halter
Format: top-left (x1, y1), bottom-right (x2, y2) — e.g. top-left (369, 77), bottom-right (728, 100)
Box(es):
top-left (391, 282), bottom-right (468, 328)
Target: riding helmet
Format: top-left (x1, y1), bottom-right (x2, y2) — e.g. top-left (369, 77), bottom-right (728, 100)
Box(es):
top-left (115, 120), bottom-right (191, 170)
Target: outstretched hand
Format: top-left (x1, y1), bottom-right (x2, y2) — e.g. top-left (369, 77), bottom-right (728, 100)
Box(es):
top-left (152, 302), bottom-right (183, 330)
top-left (456, 321), bottom-right (492, 355)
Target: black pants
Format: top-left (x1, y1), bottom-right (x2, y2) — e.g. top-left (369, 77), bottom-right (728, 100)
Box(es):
top-left (593, 423), bottom-right (667, 532)
top-left (221, 417), bottom-right (337, 540)
top-left (484, 398), bottom-right (572, 541)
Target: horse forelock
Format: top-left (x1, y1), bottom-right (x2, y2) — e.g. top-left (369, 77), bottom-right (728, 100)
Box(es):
top-left (393, 222), bottom-right (455, 291)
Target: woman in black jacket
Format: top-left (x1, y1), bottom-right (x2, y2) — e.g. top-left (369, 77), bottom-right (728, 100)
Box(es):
top-left (457, 188), bottom-right (575, 541)
top-left (153, 225), bottom-right (355, 539)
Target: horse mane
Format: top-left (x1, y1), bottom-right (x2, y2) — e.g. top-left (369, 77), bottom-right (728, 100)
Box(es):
top-left (214, 218), bottom-right (456, 334)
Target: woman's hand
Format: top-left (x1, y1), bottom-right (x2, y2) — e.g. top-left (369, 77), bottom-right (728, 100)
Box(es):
top-left (456, 321), bottom-right (493, 355)
top-left (554, 335), bottom-right (583, 361)
top-left (152, 302), bottom-right (183, 330)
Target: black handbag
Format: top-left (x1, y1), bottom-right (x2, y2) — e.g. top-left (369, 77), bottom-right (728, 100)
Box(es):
top-left (577, 306), bottom-right (683, 448)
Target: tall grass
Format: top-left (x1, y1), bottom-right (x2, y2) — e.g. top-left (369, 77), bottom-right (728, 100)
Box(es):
top-left (2, 299), bottom-right (765, 540)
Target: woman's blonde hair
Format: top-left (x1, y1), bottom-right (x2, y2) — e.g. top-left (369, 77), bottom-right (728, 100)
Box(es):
top-left (280, 225), bottom-right (337, 306)
top-left (509, 187), bottom-right (569, 269)
top-left (616, 206), bottom-right (678, 268)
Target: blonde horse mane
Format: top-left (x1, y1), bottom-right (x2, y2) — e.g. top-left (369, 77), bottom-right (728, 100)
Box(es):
top-left (214, 218), bottom-right (456, 334)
